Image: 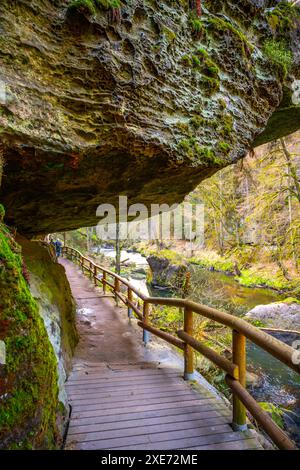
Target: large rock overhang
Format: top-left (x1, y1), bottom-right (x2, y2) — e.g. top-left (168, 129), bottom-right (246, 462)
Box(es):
top-left (0, 0), bottom-right (299, 235)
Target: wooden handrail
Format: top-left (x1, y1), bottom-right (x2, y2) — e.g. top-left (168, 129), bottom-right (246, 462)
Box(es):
top-left (62, 245), bottom-right (299, 450)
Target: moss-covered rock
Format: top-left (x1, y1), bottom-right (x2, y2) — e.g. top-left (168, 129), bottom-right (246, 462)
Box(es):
top-left (147, 251), bottom-right (188, 290)
top-left (16, 235), bottom-right (78, 404)
top-left (0, 0), bottom-right (299, 234)
top-left (0, 224), bottom-right (61, 449)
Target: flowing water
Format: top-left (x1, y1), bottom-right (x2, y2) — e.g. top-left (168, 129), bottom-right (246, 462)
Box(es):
top-left (97, 248), bottom-right (300, 445)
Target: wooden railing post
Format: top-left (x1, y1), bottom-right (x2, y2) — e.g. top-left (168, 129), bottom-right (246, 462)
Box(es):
top-left (184, 307), bottom-right (195, 380)
top-left (232, 330), bottom-right (247, 431)
top-left (114, 277), bottom-right (120, 305)
top-left (143, 302), bottom-right (150, 345)
top-left (127, 287), bottom-right (133, 319)
top-left (102, 271), bottom-right (106, 294)
top-left (89, 261), bottom-right (92, 279)
top-left (93, 265), bottom-right (97, 286)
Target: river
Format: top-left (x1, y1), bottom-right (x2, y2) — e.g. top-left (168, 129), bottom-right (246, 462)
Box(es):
top-left (97, 247), bottom-right (300, 446)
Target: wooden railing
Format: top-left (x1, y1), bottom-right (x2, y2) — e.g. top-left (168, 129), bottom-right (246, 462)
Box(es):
top-left (62, 246), bottom-right (300, 450)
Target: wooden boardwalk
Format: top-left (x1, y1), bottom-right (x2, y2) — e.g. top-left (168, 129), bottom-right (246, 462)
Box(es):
top-left (61, 258), bottom-right (262, 450)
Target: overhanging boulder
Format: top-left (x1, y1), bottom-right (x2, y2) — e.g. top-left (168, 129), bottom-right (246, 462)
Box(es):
top-left (0, 0), bottom-right (299, 234)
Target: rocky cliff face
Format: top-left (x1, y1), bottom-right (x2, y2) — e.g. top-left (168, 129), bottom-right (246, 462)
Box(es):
top-left (0, 217), bottom-right (78, 449)
top-left (0, 0), bottom-right (299, 234)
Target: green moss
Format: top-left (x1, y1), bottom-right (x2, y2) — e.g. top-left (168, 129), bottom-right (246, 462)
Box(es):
top-left (96, 0), bottom-right (121, 8)
top-left (190, 254), bottom-right (235, 273)
top-left (189, 17), bottom-right (204, 38)
top-left (263, 39), bottom-right (293, 79)
top-left (157, 249), bottom-right (184, 265)
top-left (236, 268), bottom-right (290, 290)
top-left (190, 115), bottom-right (205, 129)
top-left (191, 55), bottom-right (201, 67)
top-left (0, 220), bottom-right (60, 449)
top-left (162, 25), bottom-right (176, 43)
top-left (219, 113), bottom-right (234, 137)
top-left (218, 141), bottom-right (231, 154)
top-left (178, 138), bottom-right (222, 165)
top-left (207, 16), bottom-right (254, 57)
top-left (202, 75), bottom-right (220, 95)
top-left (196, 47), bottom-right (209, 60)
top-left (181, 54), bottom-right (192, 67)
top-left (282, 297), bottom-right (300, 305)
top-left (267, 1), bottom-right (299, 35)
top-left (150, 305), bottom-right (182, 333)
top-left (68, 0), bottom-right (97, 16)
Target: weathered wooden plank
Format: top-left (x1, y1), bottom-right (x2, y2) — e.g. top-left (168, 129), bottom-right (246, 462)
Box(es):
top-left (72, 398), bottom-right (222, 420)
top-left (69, 367), bottom-right (176, 380)
top-left (70, 402), bottom-right (230, 427)
top-left (67, 380), bottom-right (200, 397)
top-left (66, 380), bottom-right (187, 395)
top-left (66, 373), bottom-right (180, 387)
top-left (68, 411), bottom-right (231, 435)
top-left (71, 429), bottom-right (248, 450)
top-left (70, 390), bottom-right (202, 407)
top-left (69, 416), bottom-right (230, 441)
top-left (67, 383), bottom-right (190, 400)
top-left (69, 423), bottom-right (231, 446)
top-left (71, 396), bottom-right (218, 414)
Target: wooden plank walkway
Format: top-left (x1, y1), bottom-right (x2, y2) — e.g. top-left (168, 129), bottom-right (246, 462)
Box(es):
top-left (61, 258), bottom-right (262, 450)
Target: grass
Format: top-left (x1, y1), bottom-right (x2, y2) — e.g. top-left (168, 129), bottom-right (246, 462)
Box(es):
top-left (190, 250), bottom-right (235, 273)
top-left (236, 267), bottom-right (291, 290)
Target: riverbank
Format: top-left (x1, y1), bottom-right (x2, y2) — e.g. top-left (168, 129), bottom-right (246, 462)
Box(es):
top-left (132, 243), bottom-right (300, 298)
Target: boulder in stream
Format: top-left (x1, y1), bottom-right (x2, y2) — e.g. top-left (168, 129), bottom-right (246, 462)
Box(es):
top-left (246, 300), bottom-right (300, 330)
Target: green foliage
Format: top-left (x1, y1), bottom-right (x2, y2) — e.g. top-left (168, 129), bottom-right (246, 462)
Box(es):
top-left (259, 402), bottom-right (285, 429)
top-left (246, 318), bottom-right (266, 328)
top-left (150, 305), bottom-right (182, 332)
top-left (190, 253), bottom-right (235, 273)
top-left (263, 39), bottom-right (293, 78)
top-left (282, 297), bottom-right (300, 305)
top-left (236, 268), bottom-right (290, 290)
top-left (156, 249), bottom-right (183, 265)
